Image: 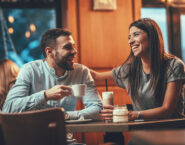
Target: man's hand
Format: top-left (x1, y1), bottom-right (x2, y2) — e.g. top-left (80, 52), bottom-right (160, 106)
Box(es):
top-left (44, 85), bottom-right (72, 101)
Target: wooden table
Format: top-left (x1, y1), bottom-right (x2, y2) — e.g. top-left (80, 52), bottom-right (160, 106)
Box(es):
top-left (66, 118), bottom-right (185, 133)
top-left (130, 129), bottom-right (185, 145)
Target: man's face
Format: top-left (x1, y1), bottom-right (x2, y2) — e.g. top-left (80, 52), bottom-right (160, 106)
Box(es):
top-left (54, 35), bottom-right (77, 70)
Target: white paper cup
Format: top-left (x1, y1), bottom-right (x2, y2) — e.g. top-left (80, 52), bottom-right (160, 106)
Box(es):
top-left (71, 84), bottom-right (86, 97)
top-left (102, 91), bottom-right (113, 106)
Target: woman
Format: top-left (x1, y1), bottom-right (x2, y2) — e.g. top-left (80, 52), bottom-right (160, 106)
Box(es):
top-left (0, 59), bottom-right (19, 109)
top-left (91, 18), bottom-right (185, 121)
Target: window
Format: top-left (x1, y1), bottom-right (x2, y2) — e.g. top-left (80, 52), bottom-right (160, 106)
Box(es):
top-left (180, 15), bottom-right (185, 62)
top-left (141, 8), bottom-right (168, 52)
top-left (142, 0), bottom-right (185, 62)
top-left (0, 0), bottom-right (62, 67)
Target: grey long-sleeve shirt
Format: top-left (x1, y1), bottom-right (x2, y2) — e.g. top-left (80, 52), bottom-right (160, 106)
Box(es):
top-left (2, 60), bottom-right (103, 120)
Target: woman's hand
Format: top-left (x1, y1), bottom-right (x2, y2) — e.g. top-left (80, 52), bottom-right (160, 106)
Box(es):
top-left (100, 105), bottom-right (114, 121)
top-left (128, 111), bottom-right (139, 121)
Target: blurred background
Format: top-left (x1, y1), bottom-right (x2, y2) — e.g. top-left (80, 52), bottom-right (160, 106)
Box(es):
top-left (0, 0), bottom-right (185, 68)
top-left (0, 0), bottom-right (185, 144)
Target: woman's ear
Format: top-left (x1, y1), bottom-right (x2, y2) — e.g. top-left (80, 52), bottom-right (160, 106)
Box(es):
top-left (45, 47), bottom-right (54, 58)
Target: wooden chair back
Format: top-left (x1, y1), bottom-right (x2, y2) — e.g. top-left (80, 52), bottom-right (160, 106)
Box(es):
top-left (0, 107), bottom-right (66, 145)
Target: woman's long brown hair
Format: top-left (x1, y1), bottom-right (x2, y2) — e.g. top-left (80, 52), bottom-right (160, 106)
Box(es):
top-left (0, 59), bottom-right (19, 109)
top-left (117, 18), bottom-right (173, 106)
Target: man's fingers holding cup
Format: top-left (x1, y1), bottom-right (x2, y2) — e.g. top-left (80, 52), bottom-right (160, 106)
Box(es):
top-left (60, 88), bottom-right (72, 96)
top-left (60, 85), bottom-right (72, 91)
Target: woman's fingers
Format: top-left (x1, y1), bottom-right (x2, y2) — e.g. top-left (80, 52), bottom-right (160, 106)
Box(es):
top-left (101, 109), bottom-right (113, 113)
top-left (101, 113), bottom-right (112, 117)
top-left (103, 105), bottom-right (114, 109)
top-left (100, 108), bottom-right (113, 121)
top-left (103, 117), bottom-right (113, 120)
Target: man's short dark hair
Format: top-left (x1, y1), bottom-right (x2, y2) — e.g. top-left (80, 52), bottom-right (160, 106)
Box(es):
top-left (40, 28), bottom-right (72, 58)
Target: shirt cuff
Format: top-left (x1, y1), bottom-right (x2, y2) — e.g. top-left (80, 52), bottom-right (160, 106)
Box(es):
top-left (34, 90), bottom-right (47, 107)
top-left (66, 111), bottom-right (79, 120)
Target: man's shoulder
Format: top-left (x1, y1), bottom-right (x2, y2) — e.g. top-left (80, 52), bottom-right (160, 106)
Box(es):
top-left (22, 60), bottom-right (44, 68)
top-left (20, 60), bottom-right (45, 73)
top-left (18, 60), bottom-right (46, 78)
top-left (73, 63), bottom-right (89, 71)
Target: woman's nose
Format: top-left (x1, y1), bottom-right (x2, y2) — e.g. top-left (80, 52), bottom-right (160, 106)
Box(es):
top-left (128, 37), bottom-right (134, 45)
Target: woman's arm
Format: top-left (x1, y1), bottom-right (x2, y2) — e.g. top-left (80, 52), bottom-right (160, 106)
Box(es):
top-left (130, 80), bottom-right (183, 120)
top-left (90, 69), bottom-right (114, 82)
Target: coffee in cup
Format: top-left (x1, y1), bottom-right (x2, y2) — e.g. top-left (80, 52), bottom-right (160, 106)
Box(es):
top-left (102, 91), bottom-right (114, 106)
top-left (71, 84), bottom-right (86, 97)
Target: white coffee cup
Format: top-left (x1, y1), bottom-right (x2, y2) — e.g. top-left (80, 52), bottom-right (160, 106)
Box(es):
top-left (102, 91), bottom-right (114, 106)
top-left (71, 84), bottom-right (86, 97)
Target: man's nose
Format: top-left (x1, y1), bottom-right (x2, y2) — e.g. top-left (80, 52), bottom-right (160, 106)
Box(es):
top-left (71, 47), bottom-right (77, 54)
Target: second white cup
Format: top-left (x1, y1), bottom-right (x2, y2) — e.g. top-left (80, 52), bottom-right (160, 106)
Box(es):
top-left (71, 84), bottom-right (86, 97)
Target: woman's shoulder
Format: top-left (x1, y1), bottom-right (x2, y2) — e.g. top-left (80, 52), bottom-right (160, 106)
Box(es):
top-left (166, 56), bottom-right (185, 68)
top-left (113, 62), bottom-right (131, 78)
top-left (165, 56), bottom-right (185, 78)
top-left (114, 62), bottom-right (131, 71)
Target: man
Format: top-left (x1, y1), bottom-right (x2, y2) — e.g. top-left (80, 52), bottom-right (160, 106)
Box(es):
top-left (2, 28), bottom-right (102, 120)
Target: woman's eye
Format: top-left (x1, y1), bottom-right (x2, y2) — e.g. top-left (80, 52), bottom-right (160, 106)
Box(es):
top-left (134, 33), bottom-right (139, 36)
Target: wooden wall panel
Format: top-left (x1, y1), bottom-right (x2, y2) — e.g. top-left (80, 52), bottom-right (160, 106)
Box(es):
top-left (78, 0), bottom-right (132, 69)
top-left (67, 0), bottom-right (79, 62)
top-left (67, 0), bottom-right (141, 144)
top-left (132, 0), bottom-right (142, 20)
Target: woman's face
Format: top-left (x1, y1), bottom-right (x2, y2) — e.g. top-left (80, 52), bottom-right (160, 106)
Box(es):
top-left (128, 26), bottom-right (149, 58)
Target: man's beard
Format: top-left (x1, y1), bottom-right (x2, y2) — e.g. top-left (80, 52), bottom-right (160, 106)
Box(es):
top-left (55, 52), bottom-right (74, 70)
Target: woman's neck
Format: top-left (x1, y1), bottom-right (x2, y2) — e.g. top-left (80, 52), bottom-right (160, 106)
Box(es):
top-left (141, 57), bottom-right (151, 74)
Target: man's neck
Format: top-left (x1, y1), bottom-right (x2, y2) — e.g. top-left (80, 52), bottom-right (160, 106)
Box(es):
top-left (46, 58), bottom-right (65, 77)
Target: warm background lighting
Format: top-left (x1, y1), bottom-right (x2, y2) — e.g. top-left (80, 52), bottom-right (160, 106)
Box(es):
top-left (100, 0), bottom-right (109, 4)
top-left (8, 16), bottom-right (14, 23)
top-left (25, 31), bottom-right (31, 38)
top-left (30, 24), bottom-right (36, 32)
top-left (168, 0), bottom-right (173, 2)
top-left (8, 27), bottom-right (14, 34)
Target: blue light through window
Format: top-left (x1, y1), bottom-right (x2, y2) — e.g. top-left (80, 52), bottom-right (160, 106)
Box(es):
top-left (0, 8), bottom-right (56, 67)
top-left (141, 8), bottom-right (168, 53)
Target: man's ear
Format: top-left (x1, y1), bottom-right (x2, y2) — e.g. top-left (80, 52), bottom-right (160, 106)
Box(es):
top-left (45, 47), bottom-right (54, 57)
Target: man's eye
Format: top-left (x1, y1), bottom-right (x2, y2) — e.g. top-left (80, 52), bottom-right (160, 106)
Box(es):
top-left (64, 46), bottom-right (73, 50)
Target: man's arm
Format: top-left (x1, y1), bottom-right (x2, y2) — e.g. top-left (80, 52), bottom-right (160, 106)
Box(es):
top-left (2, 68), bottom-right (47, 112)
top-left (2, 64), bottom-right (72, 113)
top-left (66, 66), bottom-right (103, 120)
